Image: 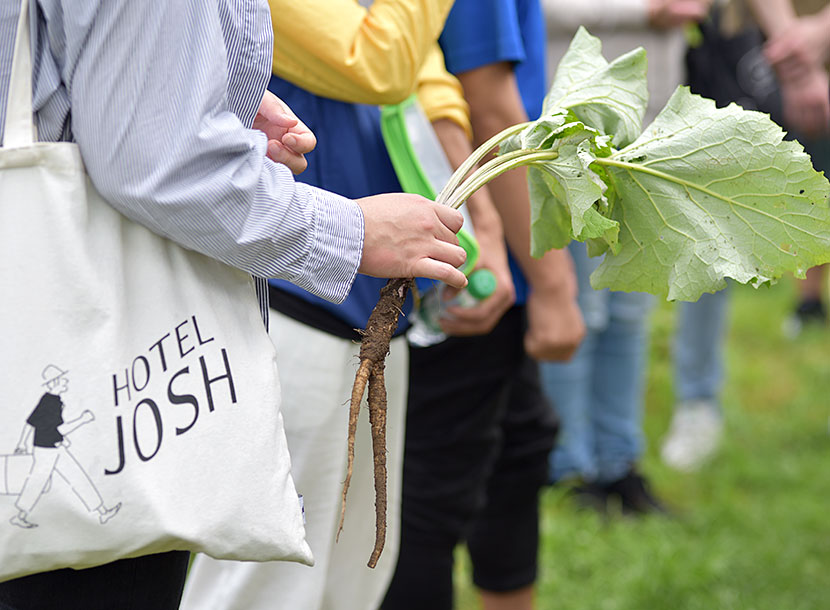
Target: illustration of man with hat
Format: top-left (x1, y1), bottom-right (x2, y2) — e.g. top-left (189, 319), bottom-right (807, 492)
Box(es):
top-left (10, 365), bottom-right (121, 529)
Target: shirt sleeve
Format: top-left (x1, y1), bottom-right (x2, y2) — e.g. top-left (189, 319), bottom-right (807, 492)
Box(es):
top-left (26, 396), bottom-right (59, 429)
top-left (268, 0), bottom-right (456, 104)
top-left (416, 44), bottom-right (472, 139)
top-left (63, 1), bottom-right (362, 304)
top-left (438, 0), bottom-right (526, 75)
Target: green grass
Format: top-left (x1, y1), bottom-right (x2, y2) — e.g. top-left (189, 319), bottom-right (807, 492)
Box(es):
top-left (456, 278), bottom-right (830, 610)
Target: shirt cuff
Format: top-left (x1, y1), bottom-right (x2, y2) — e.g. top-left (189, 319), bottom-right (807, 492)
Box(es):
top-left (291, 183), bottom-right (364, 304)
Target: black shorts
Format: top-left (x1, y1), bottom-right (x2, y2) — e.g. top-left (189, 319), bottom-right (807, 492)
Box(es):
top-left (0, 551), bottom-right (189, 610)
top-left (383, 306), bottom-right (557, 609)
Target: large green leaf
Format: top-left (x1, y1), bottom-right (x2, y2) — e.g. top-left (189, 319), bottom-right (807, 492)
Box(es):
top-left (501, 116), bottom-right (619, 256)
top-left (544, 27), bottom-right (648, 147)
top-left (590, 87), bottom-right (830, 301)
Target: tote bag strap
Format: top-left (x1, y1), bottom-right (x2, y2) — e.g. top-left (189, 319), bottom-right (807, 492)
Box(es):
top-left (3, 0), bottom-right (35, 148)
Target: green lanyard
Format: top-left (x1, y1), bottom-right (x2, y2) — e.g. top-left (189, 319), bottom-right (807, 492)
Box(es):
top-left (380, 95), bottom-right (479, 276)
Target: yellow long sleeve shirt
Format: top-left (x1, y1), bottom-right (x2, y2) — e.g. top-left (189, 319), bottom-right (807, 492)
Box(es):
top-left (268, 0), bottom-right (471, 137)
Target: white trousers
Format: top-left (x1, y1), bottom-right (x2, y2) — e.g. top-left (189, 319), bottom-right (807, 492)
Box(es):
top-left (181, 310), bottom-right (408, 610)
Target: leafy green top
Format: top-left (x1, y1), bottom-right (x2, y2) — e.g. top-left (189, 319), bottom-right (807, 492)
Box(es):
top-left (497, 27), bottom-right (830, 301)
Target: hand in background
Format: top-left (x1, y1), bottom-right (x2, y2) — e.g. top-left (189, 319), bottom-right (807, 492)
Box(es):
top-left (253, 91), bottom-right (317, 174)
top-left (648, 0), bottom-right (711, 29)
top-left (764, 14), bottom-right (830, 81)
top-left (356, 194), bottom-right (468, 289)
top-left (440, 228), bottom-right (517, 337)
top-left (764, 15), bottom-right (830, 138)
top-left (780, 67), bottom-right (830, 137)
top-left (524, 254), bottom-right (584, 362)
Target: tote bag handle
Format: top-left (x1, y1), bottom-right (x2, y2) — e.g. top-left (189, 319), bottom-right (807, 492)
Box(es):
top-left (3, 0), bottom-right (36, 148)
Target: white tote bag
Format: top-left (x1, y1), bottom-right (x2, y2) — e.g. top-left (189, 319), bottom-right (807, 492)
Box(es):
top-left (0, 1), bottom-right (312, 582)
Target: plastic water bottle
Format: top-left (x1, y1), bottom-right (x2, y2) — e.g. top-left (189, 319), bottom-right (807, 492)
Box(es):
top-left (407, 268), bottom-right (497, 347)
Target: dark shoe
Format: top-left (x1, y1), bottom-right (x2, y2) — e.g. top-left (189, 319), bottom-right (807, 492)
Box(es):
top-left (566, 481), bottom-right (608, 514)
top-left (602, 469), bottom-right (668, 516)
top-left (783, 299), bottom-right (827, 338)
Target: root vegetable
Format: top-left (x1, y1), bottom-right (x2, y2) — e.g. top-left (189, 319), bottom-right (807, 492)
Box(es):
top-left (338, 278), bottom-right (409, 568)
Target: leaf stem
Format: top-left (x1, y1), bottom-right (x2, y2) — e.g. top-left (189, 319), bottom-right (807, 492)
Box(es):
top-left (445, 150), bottom-right (560, 209)
top-left (436, 122), bottom-right (532, 206)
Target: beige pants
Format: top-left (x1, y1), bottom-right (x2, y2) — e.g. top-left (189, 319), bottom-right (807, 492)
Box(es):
top-left (182, 310), bottom-right (409, 610)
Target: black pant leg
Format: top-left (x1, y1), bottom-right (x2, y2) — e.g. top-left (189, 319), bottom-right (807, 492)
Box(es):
top-left (382, 308), bottom-right (525, 610)
top-left (0, 551), bottom-right (190, 610)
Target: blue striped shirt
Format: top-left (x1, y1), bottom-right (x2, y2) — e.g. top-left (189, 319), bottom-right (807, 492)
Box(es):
top-left (0, 0), bottom-right (365, 322)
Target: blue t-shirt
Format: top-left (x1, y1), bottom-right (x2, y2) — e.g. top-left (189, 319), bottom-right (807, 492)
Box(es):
top-left (439, 0), bottom-right (547, 305)
top-left (266, 76), bottom-right (413, 335)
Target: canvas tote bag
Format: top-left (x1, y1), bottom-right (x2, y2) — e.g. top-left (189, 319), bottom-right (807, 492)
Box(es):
top-left (0, 0), bottom-right (312, 582)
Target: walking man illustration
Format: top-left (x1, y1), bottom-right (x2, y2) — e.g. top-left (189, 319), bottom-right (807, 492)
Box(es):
top-left (10, 365), bottom-right (121, 529)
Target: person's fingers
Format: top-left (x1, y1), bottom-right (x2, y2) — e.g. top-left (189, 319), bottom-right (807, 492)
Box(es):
top-left (267, 140), bottom-right (308, 174)
top-left (412, 258), bottom-right (468, 289)
top-left (431, 203), bottom-right (465, 234)
top-left (524, 330), bottom-right (578, 362)
top-left (440, 302), bottom-right (501, 336)
top-left (283, 129), bottom-right (317, 155)
top-left (430, 217), bottom-right (462, 248)
top-left (428, 240), bottom-right (467, 270)
top-left (267, 113), bottom-right (299, 129)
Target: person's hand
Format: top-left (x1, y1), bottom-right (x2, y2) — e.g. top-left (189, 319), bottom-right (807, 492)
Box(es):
top-left (14, 445), bottom-right (27, 455)
top-left (762, 15), bottom-right (830, 138)
top-left (648, 0), bottom-right (711, 29)
top-left (357, 194), bottom-right (468, 289)
top-left (81, 410), bottom-right (95, 424)
top-left (523, 262), bottom-right (584, 362)
top-left (779, 67), bottom-right (830, 138)
top-left (439, 229), bottom-right (516, 337)
top-left (764, 15), bottom-right (830, 83)
top-left (61, 438), bottom-right (72, 448)
top-left (253, 91), bottom-right (317, 174)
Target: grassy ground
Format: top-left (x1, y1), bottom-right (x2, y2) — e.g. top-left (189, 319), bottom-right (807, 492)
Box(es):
top-left (456, 277), bottom-right (830, 610)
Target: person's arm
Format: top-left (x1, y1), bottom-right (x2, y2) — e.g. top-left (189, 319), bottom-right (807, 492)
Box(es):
top-left (542, 0), bottom-right (649, 31)
top-left (57, 411), bottom-right (95, 438)
top-left (745, 0), bottom-right (830, 136)
top-left (542, 0), bottom-right (710, 32)
top-left (744, 0), bottom-right (799, 38)
top-left (416, 45), bottom-right (473, 139)
top-left (758, 2), bottom-right (830, 78)
top-left (456, 62), bottom-right (584, 361)
top-left (61, 1), bottom-right (466, 302)
top-left (14, 425), bottom-right (33, 454)
top-left (269, 0), bottom-right (457, 105)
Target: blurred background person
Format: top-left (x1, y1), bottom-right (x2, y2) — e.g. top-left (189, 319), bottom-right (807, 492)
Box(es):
top-left (541, 0), bottom-right (712, 507)
top-left (745, 0), bottom-right (830, 336)
top-left (663, 0), bottom-right (830, 473)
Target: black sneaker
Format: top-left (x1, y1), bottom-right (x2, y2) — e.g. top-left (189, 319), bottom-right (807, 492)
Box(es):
top-left (602, 469), bottom-right (668, 516)
top-left (783, 299), bottom-right (827, 338)
top-left (566, 481), bottom-right (608, 515)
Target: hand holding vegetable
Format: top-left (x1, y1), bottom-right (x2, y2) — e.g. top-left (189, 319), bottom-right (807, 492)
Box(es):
top-left (356, 194), bottom-right (467, 288)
